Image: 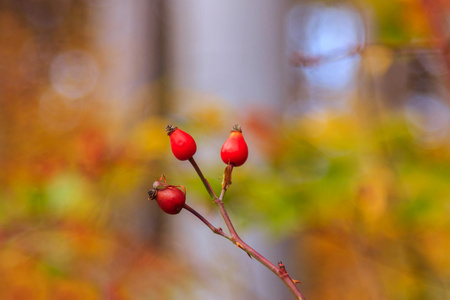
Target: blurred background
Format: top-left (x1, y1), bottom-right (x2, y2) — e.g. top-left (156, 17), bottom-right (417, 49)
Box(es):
top-left (1, 0), bottom-right (449, 299)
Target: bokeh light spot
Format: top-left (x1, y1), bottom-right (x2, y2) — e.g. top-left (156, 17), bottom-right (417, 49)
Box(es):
top-left (50, 50), bottom-right (99, 99)
top-left (405, 94), bottom-right (450, 147)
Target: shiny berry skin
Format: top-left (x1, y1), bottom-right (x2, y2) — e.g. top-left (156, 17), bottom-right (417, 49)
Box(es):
top-left (220, 125), bottom-right (248, 167)
top-left (149, 186), bottom-right (186, 215)
top-left (166, 125), bottom-right (197, 161)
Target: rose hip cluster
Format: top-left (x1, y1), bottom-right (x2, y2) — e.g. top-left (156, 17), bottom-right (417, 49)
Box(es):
top-left (148, 125), bottom-right (248, 214)
top-left (146, 125), bottom-right (306, 299)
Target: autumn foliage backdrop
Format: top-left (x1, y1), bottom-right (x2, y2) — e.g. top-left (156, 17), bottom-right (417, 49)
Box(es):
top-left (0, 0), bottom-right (449, 299)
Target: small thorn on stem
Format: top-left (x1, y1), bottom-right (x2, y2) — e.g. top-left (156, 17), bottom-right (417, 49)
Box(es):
top-left (234, 241), bottom-right (252, 259)
top-left (236, 241), bottom-right (245, 250)
top-left (293, 279), bottom-right (303, 285)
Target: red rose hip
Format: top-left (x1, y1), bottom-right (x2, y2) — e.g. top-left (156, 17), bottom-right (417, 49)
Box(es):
top-left (220, 125), bottom-right (248, 167)
top-left (148, 177), bottom-right (186, 215)
top-left (166, 125), bottom-right (197, 161)
top-left (154, 186), bottom-right (186, 214)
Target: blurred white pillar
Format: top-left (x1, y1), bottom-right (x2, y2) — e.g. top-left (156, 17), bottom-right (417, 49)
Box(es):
top-left (88, 0), bottom-right (158, 117)
top-left (168, 0), bottom-right (288, 115)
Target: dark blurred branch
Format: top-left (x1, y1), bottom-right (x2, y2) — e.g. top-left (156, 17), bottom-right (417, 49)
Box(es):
top-left (289, 45), bottom-right (363, 67)
top-left (420, 0), bottom-right (450, 87)
top-left (289, 41), bottom-right (446, 68)
top-left (155, 0), bottom-right (171, 115)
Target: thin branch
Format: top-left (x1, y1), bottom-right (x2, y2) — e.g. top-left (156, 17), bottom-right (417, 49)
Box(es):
top-left (214, 189), bottom-right (306, 300)
top-left (188, 157), bottom-right (217, 200)
top-left (217, 199), bottom-right (280, 272)
top-left (289, 45), bottom-right (362, 67)
top-left (289, 41), bottom-right (448, 68)
top-left (183, 203), bottom-right (231, 240)
top-left (187, 160), bottom-right (306, 300)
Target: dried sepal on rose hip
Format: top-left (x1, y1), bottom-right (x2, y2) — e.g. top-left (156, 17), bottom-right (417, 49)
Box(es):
top-left (220, 125), bottom-right (248, 167)
top-left (166, 125), bottom-right (197, 161)
top-left (148, 175), bottom-right (186, 215)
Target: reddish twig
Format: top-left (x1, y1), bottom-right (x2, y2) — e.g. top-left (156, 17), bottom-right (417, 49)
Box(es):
top-left (289, 45), bottom-right (363, 67)
top-left (183, 203), bottom-right (231, 240)
top-left (187, 158), bottom-right (306, 300)
top-left (289, 41), bottom-right (448, 68)
top-left (188, 157), bottom-right (217, 200)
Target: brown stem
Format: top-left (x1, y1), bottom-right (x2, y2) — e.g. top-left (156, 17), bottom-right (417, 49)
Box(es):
top-left (187, 159), bottom-right (306, 299)
top-left (188, 157), bottom-right (217, 200)
top-left (183, 203), bottom-right (231, 240)
top-left (214, 197), bottom-right (306, 300)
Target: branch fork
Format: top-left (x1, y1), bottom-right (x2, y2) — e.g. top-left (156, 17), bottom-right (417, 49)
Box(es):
top-left (183, 157), bottom-right (306, 300)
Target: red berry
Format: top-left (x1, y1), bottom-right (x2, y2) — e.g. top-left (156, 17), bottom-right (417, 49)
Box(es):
top-left (166, 125), bottom-right (197, 161)
top-left (220, 125), bottom-right (248, 167)
top-left (149, 185), bottom-right (186, 215)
